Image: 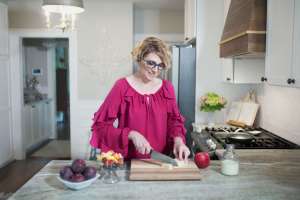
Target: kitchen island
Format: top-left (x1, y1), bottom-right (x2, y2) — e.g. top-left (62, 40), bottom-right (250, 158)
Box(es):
top-left (8, 150), bottom-right (300, 200)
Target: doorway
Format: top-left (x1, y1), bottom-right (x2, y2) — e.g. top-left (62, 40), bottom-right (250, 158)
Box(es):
top-left (55, 41), bottom-right (70, 141)
top-left (10, 29), bottom-right (77, 161)
top-left (21, 38), bottom-right (70, 159)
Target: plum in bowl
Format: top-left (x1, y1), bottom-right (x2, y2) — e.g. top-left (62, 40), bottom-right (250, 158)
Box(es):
top-left (57, 159), bottom-right (99, 190)
top-left (57, 173), bottom-right (100, 190)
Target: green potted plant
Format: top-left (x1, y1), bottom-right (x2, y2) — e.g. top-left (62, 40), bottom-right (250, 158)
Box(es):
top-left (200, 92), bottom-right (227, 126)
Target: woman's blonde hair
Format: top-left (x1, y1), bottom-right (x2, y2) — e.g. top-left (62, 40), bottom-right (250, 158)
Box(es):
top-left (132, 37), bottom-right (171, 69)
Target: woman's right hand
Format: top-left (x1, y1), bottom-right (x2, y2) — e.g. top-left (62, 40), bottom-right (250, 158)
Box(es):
top-left (128, 130), bottom-right (152, 155)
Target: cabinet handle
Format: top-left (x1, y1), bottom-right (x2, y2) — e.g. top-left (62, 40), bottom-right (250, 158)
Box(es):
top-left (291, 79), bottom-right (295, 84)
top-left (261, 77), bottom-right (267, 82)
top-left (226, 77), bottom-right (231, 81)
top-left (287, 78), bottom-right (295, 84)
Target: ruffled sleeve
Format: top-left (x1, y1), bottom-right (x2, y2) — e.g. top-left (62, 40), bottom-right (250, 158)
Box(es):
top-left (90, 79), bottom-right (131, 156)
top-left (164, 81), bottom-right (187, 144)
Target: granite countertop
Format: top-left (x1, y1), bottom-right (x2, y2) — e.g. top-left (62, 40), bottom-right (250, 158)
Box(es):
top-left (8, 150), bottom-right (300, 200)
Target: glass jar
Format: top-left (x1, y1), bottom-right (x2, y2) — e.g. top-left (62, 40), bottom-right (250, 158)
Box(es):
top-left (102, 165), bottom-right (120, 184)
top-left (221, 144), bottom-right (239, 176)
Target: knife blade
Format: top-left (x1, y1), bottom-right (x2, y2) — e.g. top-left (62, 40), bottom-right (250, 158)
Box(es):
top-left (150, 150), bottom-right (178, 166)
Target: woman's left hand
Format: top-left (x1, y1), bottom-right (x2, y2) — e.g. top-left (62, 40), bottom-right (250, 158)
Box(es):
top-left (173, 137), bottom-right (190, 161)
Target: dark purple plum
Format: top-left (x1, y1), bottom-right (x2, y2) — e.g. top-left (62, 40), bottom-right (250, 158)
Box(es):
top-left (83, 166), bottom-right (97, 180)
top-left (71, 159), bottom-right (86, 173)
top-left (70, 174), bottom-right (85, 182)
top-left (60, 166), bottom-right (74, 181)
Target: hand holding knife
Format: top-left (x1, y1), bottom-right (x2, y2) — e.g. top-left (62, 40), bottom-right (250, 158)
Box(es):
top-left (128, 130), bottom-right (190, 164)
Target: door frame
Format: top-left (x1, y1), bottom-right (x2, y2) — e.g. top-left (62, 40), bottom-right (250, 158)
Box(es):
top-left (9, 29), bottom-right (77, 159)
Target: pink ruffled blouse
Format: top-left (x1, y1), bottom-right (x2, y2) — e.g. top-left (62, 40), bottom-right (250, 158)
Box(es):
top-left (90, 78), bottom-right (186, 159)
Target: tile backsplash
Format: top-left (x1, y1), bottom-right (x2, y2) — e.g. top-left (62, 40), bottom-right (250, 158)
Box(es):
top-left (257, 84), bottom-right (300, 145)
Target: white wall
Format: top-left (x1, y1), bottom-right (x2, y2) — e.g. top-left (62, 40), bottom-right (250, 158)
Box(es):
top-left (24, 46), bottom-right (48, 93)
top-left (8, 0), bottom-right (133, 158)
top-left (134, 8), bottom-right (184, 34)
top-left (75, 0), bottom-right (133, 158)
top-left (134, 8), bottom-right (184, 44)
top-left (195, 0), bottom-right (257, 124)
top-left (257, 85), bottom-right (300, 145)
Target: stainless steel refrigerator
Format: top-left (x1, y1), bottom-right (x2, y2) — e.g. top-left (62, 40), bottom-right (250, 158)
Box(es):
top-left (167, 44), bottom-right (196, 148)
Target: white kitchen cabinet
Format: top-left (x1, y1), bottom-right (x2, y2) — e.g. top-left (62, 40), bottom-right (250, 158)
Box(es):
top-left (0, 109), bottom-right (13, 166)
top-left (23, 106), bottom-right (32, 149)
top-left (184, 0), bottom-right (196, 40)
top-left (43, 101), bottom-right (53, 138)
top-left (292, 0), bottom-right (300, 88)
top-left (0, 2), bottom-right (8, 56)
top-left (23, 101), bottom-right (53, 151)
top-left (0, 2), bottom-right (12, 167)
top-left (222, 58), bottom-right (265, 84)
top-left (266, 0), bottom-right (300, 87)
top-left (222, 59), bottom-right (234, 82)
top-left (0, 58), bottom-right (13, 167)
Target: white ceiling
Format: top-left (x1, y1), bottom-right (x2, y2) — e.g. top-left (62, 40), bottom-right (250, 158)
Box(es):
top-left (8, 0), bottom-right (185, 11)
top-left (133, 0), bottom-right (184, 11)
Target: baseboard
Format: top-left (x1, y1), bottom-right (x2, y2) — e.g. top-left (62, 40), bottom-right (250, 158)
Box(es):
top-left (0, 158), bottom-right (15, 169)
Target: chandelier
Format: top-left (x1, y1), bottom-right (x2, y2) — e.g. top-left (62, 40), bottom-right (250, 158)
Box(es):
top-left (42, 0), bottom-right (85, 32)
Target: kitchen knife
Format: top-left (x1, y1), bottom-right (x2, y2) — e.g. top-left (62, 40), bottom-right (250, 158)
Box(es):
top-left (150, 150), bottom-right (178, 166)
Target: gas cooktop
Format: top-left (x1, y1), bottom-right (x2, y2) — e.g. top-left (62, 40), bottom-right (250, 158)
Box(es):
top-left (204, 126), bottom-right (300, 149)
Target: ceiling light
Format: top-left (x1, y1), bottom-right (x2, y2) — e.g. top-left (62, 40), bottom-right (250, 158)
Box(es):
top-left (42, 0), bottom-right (85, 32)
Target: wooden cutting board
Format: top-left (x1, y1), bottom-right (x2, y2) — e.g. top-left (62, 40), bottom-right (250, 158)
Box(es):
top-left (129, 159), bottom-right (201, 181)
top-left (226, 101), bottom-right (259, 127)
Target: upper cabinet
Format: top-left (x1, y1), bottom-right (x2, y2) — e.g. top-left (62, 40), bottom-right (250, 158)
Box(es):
top-left (292, 0), bottom-right (300, 88)
top-left (0, 2), bottom-right (8, 56)
top-left (184, 0), bottom-right (196, 41)
top-left (222, 58), bottom-right (265, 84)
top-left (266, 0), bottom-right (300, 87)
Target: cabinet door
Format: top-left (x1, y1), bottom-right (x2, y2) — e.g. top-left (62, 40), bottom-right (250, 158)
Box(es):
top-left (0, 58), bottom-right (12, 166)
top-left (184, 0), bottom-right (196, 40)
top-left (37, 103), bottom-right (44, 141)
top-left (222, 58), bottom-right (234, 83)
top-left (0, 110), bottom-right (12, 166)
top-left (44, 101), bottom-right (52, 138)
top-left (266, 0), bottom-right (294, 86)
top-left (0, 3), bottom-right (8, 56)
top-left (293, 0), bottom-right (300, 88)
top-left (23, 106), bottom-right (31, 149)
top-left (30, 104), bottom-right (39, 146)
top-left (42, 102), bottom-right (49, 139)
top-left (233, 59), bottom-right (265, 84)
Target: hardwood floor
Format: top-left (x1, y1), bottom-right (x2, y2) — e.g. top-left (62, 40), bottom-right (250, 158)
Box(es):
top-left (0, 115), bottom-right (70, 195)
top-left (0, 158), bottom-right (50, 194)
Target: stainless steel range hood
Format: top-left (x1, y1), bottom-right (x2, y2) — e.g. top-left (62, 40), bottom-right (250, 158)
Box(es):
top-left (220, 0), bottom-right (267, 58)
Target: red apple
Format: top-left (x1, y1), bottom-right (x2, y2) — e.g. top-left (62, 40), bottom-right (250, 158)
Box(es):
top-left (194, 152), bottom-right (210, 169)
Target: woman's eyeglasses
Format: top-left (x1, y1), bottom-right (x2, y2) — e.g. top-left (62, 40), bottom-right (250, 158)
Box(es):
top-left (143, 59), bottom-right (165, 71)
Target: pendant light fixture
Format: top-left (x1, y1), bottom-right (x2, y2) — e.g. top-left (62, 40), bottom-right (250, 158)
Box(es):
top-left (42, 0), bottom-right (85, 32)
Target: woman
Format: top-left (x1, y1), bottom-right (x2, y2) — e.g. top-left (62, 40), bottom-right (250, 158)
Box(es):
top-left (90, 37), bottom-right (190, 161)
